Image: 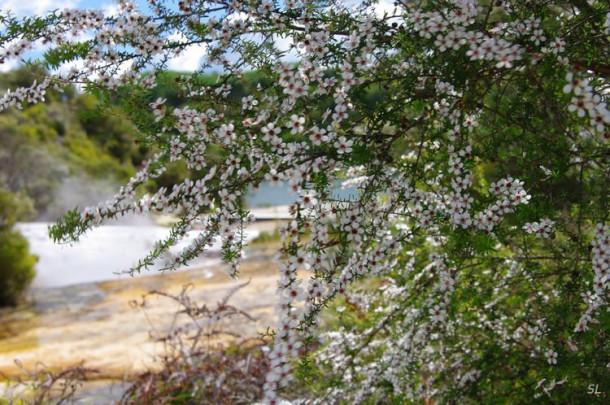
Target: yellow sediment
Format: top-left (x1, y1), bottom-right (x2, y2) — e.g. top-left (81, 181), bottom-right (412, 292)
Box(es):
top-left (0, 243), bottom-right (294, 381)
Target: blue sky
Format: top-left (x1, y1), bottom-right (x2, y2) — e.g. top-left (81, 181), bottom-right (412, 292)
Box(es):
top-left (1, 0), bottom-right (397, 20)
top-left (0, 0), bottom-right (204, 72)
top-left (0, 1), bottom-right (397, 73)
top-left (0, 0), bottom-right (150, 16)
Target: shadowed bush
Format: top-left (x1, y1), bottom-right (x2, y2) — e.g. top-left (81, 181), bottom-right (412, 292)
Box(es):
top-left (0, 189), bottom-right (37, 306)
top-left (0, 230), bottom-right (37, 306)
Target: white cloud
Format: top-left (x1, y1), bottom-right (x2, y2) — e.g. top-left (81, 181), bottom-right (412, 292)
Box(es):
top-left (329, 0), bottom-right (398, 18)
top-left (100, 2), bottom-right (119, 17)
top-left (0, 58), bottom-right (20, 73)
top-left (167, 46), bottom-right (205, 72)
top-left (372, 0), bottom-right (399, 18)
top-left (274, 34), bottom-right (299, 61)
top-left (1, 0), bottom-right (79, 16)
top-left (166, 33), bottom-right (207, 72)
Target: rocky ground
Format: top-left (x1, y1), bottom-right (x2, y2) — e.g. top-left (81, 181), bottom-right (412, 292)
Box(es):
top-left (0, 240), bottom-right (288, 403)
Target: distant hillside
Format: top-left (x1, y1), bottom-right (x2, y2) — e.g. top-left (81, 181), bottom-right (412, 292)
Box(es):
top-left (0, 67), bottom-right (147, 220)
top-left (0, 66), bottom-right (387, 220)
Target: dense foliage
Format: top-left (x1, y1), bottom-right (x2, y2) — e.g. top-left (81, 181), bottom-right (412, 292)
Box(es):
top-left (1, 0), bottom-right (609, 403)
top-left (0, 189), bottom-right (36, 306)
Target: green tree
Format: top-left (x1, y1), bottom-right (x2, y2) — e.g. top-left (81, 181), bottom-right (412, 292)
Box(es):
top-left (0, 189), bottom-right (36, 306)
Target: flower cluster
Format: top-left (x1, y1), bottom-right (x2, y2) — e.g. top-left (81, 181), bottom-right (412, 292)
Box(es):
top-left (564, 71), bottom-right (610, 137)
top-left (523, 218), bottom-right (555, 238)
top-left (535, 376), bottom-right (567, 399)
top-left (0, 78), bottom-right (52, 110)
top-left (575, 223), bottom-right (610, 333)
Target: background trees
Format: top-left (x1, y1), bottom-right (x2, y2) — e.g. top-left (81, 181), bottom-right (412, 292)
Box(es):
top-left (1, 0), bottom-right (608, 402)
top-left (0, 188), bottom-right (36, 305)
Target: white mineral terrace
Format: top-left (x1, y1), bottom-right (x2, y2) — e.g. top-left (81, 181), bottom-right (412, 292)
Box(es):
top-left (16, 221), bottom-right (265, 289)
top-left (250, 205), bottom-right (292, 219)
